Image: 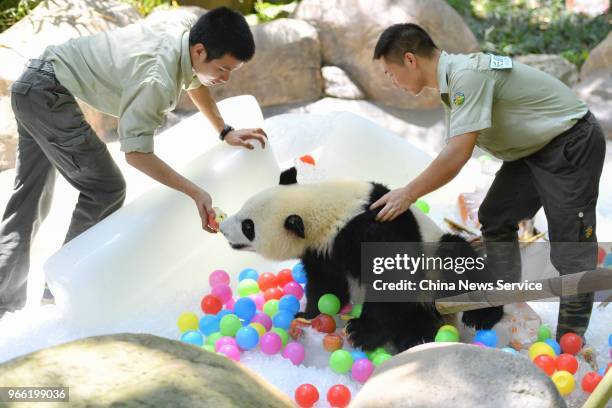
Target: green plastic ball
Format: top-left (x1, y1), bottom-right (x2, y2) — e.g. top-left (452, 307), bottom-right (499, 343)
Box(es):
top-left (177, 312), bottom-right (199, 333)
top-left (537, 325), bottom-right (552, 342)
top-left (271, 328), bottom-right (289, 347)
top-left (349, 303), bottom-right (363, 318)
top-left (365, 347), bottom-right (387, 360)
top-left (237, 278), bottom-right (260, 297)
top-left (263, 299), bottom-right (279, 318)
top-left (478, 154), bottom-right (493, 162)
top-left (438, 324), bottom-right (459, 337)
top-left (372, 353), bottom-right (392, 366)
top-left (414, 200), bottom-right (430, 214)
top-left (202, 344), bottom-right (216, 353)
top-left (318, 293), bottom-right (341, 315)
top-left (329, 349), bottom-right (354, 374)
top-left (220, 314), bottom-right (242, 337)
top-left (206, 332), bottom-right (223, 346)
top-left (435, 329), bottom-right (459, 343)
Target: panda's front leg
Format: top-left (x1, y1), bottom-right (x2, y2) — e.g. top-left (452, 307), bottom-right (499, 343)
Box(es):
top-left (346, 302), bottom-right (391, 351)
top-left (295, 258), bottom-right (350, 320)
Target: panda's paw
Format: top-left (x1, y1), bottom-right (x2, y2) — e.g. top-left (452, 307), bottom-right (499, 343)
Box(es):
top-left (346, 317), bottom-right (387, 350)
top-left (462, 306), bottom-right (504, 329)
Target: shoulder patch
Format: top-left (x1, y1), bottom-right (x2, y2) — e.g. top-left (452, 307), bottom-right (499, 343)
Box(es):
top-left (489, 54), bottom-right (513, 69)
top-left (452, 91), bottom-right (465, 107)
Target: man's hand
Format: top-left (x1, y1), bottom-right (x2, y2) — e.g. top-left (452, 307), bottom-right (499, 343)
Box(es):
top-left (370, 185), bottom-right (416, 222)
top-left (190, 187), bottom-right (218, 233)
top-left (224, 128), bottom-right (267, 149)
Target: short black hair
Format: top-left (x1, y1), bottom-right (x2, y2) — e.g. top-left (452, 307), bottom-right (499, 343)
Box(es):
top-left (189, 7), bottom-right (255, 62)
top-left (373, 23), bottom-right (438, 64)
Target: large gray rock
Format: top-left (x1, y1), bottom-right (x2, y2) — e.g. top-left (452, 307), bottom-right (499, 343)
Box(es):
top-left (352, 343), bottom-right (566, 408)
top-left (515, 54), bottom-right (578, 87)
top-left (580, 32), bottom-right (612, 79)
top-left (322, 66), bottom-right (365, 99)
top-left (575, 71), bottom-right (612, 141)
top-left (293, 0), bottom-right (479, 110)
top-left (0, 333), bottom-right (293, 407)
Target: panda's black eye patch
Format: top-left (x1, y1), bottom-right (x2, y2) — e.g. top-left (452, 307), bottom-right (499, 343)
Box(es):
top-left (242, 219), bottom-right (255, 241)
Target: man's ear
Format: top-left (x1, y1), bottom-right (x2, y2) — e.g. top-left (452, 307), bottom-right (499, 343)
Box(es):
top-left (403, 51), bottom-right (416, 67)
top-left (284, 214), bottom-right (305, 238)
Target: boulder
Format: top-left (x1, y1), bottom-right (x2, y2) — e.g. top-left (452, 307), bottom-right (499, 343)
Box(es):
top-left (322, 66), bottom-right (365, 99)
top-left (352, 343), bottom-right (566, 408)
top-left (574, 71), bottom-right (612, 140)
top-left (0, 333), bottom-right (293, 407)
top-left (580, 32), bottom-right (612, 79)
top-left (176, 0), bottom-right (254, 15)
top-left (515, 54), bottom-right (578, 87)
top-left (293, 0), bottom-right (479, 109)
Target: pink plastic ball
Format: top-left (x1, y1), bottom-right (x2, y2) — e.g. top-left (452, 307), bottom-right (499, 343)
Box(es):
top-left (340, 303), bottom-right (353, 314)
top-left (252, 312), bottom-right (273, 331)
top-left (282, 342), bottom-right (306, 365)
top-left (212, 284), bottom-right (233, 304)
top-left (250, 293), bottom-right (266, 311)
top-left (218, 344), bottom-right (240, 361)
top-left (260, 332), bottom-right (283, 355)
top-left (209, 269), bottom-right (230, 287)
top-left (225, 297), bottom-right (236, 310)
top-left (473, 342), bottom-right (486, 347)
top-left (215, 336), bottom-right (238, 352)
top-left (283, 281), bottom-right (304, 300)
top-left (351, 358), bottom-right (374, 383)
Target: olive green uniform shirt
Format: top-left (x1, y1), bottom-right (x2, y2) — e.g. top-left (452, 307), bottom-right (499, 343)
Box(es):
top-left (437, 51), bottom-right (588, 161)
top-left (42, 19), bottom-right (202, 153)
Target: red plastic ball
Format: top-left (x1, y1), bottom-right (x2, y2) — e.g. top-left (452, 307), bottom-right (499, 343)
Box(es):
top-left (581, 372), bottom-right (603, 393)
top-left (559, 333), bottom-right (583, 355)
top-left (258, 272), bottom-right (278, 292)
top-left (277, 268), bottom-right (294, 287)
top-left (533, 355), bottom-right (556, 376)
top-left (264, 287), bottom-right (284, 301)
top-left (201, 294), bottom-right (222, 314)
top-left (295, 384), bottom-right (319, 408)
top-left (555, 353), bottom-right (578, 374)
top-left (597, 246), bottom-right (606, 265)
top-left (300, 154), bottom-right (316, 166)
top-left (311, 313), bottom-right (336, 333)
top-left (327, 384), bottom-right (351, 407)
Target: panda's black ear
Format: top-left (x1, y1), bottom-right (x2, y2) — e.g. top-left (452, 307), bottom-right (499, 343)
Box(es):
top-left (284, 214), bottom-right (305, 238)
top-left (279, 167), bottom-right (297, 185)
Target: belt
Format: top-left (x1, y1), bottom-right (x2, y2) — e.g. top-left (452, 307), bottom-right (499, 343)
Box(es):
top-left (27, 59), bottom-right (55, 75)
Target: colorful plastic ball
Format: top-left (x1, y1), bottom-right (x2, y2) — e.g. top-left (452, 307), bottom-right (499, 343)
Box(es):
top-left (351, 358), bottom-right (374, 383)
top-left (559, 333), bottom-right (583, 355)
top-left (292, 262), bottom-right (307, 284)
top-left (252, 312), bottom-right (273, 331)
top-left (177, 312), bottom-right (199, 333)
top-left (340, 303), bottom-right (353, 314)
top-left (257, 272), bottom-right (278, 292)
top-left (263, 299), bottom-right (280, 318)
top-left (608, 333), bottom-right (611, 347)
top-left (235, 326), bottom-right (259, 350)
top-left (249, 293), bottom-right (265, 311)
top-left (323, 333), bottom-right (344, 352)
top-left (206, 332), bottom-right (223, 347)
top-left (202, 344), bottom-right (216, 353)
top-left (271, 328), bottom-right (290, 347)
top-left (273, 310), bottom-right (294, 330)
top-left (199, 315), bottom-right (220, 336)
top-left (180, 330), bottom-right (203, 346)
top-left (216, 309), bottom-right (234, 319)
top-left (544, 339), bottom-right (561, 356)
top-left (365, 347), bottom-right (387, 360)
top-left (237, 278), bottom-right (260, 297)
top-left (264, 287), bottom-right (284, 301)
top-left (604, 253), bottom-right (612, 268)
top-left (537, 325), bottom-right (552, 341)
top-left (528, 342), bottom-right (557, 360)
top-left (249, 322), bottom-right (266, 338)
top-left (218, 344), bottom-right (241, 361)
top-left (300, 154), bottom-right (316, 165)
top-left (501, 347), bottom-right (518, 354)
top-left (283, 281), bottom-right (305, 300)
top-left (295, 384), bottom-right (319, 408)
top-left (435, 329), bottom-right (459, 343)
top-left (533, 355), bottom-right (556, 376)
top-left (581, 372), bottom-right (603, 393)
top-left (555, 354), bottom-right (578, 374)
top-left (438, 324), bottom-right (460, 337)
top-left (551, 370), bottom-right (575, 396)
top-left (327, 384), bottom-right (351, 408)
top-left (219, 314), bottom-right (242, 337)
top-left (201, 294), bottom-right (223, 315)
top-left (474, 330), bottom-right (498, 348)
top-left (318, 294), bottom-right (341, 315)
top-left (311, 314), bottom-right (336, 333)
top-left (211, 284), bottom-right (233, 304)
top-left (277, 268), bottom-right (294, 287)
top-left (260, 332), bottom-right (283, 355)
top-left (351, 350), bottom-right (369, 361)
top-left (239, 267), bottom-right (259, 282)
top-left (597, 247), bottom-right (606, 265)
top-left (329, 350), bottom-right (354, 374)
top-left (282, 341), bottom-right (305, 365)
top-left (372, 353), bottom-right (392, 366)
top-left (472, 342), bottom-right (486, 347)
top-left (234, 297), bottom-right (257, 321)
top-left (279, 295), bottom-right (301, 315)
top-left (349, 303), bottom-right (363, 318)
top-left (414, 199), bottom-right (430, 214)
top-left (209, 269), bottom-right (230, 287)
top-left (215, 336), bottom-right (238, 352)
top-left (226, 297), bottom-right (236, 310)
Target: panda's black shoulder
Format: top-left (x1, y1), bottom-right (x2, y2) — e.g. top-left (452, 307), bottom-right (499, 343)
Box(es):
top-left (367, 182), bottom-right (390, 205)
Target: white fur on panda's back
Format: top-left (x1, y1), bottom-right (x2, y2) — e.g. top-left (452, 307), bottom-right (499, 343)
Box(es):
top-left (410, 205), bottom-right (444, 242)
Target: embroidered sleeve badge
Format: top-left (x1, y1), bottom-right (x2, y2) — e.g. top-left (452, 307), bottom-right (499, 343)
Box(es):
top-left (453, 91), bottom-right (465, 107)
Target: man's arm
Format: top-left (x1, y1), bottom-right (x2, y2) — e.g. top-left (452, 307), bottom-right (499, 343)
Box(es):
top-left (371, 131), bottom-right (479, 221)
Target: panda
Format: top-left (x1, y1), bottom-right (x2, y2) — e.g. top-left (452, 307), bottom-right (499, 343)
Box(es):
top-left (219, 173), bottom-right (504, 352)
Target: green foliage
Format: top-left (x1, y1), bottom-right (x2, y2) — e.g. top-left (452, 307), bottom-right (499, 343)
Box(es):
top-left (0, 0), bottom-right (41, 33)
top-left (248, 0), bottom-right (298, 24)
top-left (448, 0), bottom-right (610, 68)
top-left (120, 0), bottom-right (173, 16)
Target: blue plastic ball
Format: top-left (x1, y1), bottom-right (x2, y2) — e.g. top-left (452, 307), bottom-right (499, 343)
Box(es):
top-left (544, 338), bottom-right (561, 355)
top-left (239, 267), bottom-right (259, 281)
top-left (278, 295), bottom-right (300, 315)
top-left (473, 330), bottom-right (498, 348)
top-left (292, 263), bottom-right (307, 284)
top-left (272, 310), bottom-right (294, 330)
top-left (598, 367), bottom-right (606, 376)
top-left (351, 350), bottom-right (369, 361)
top-left (500, 347), bottom-right (517, 354)
top-left (608, 333), bottom-right (611, 347)
top-left (199, 315), bottom-right (220, 336)
top-left (180, 330), bottom-right (204, 346)
top-left (234, 297), bottom-right (257, 321)
top-left (236, 326), bottom-right (259, 350)
top-left (217, 309), bottom-right (234, 319)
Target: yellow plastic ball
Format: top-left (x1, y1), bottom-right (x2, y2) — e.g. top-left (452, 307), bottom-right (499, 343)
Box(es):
top-left (177, 312), bottom-right (199, 333)
top-left (551, 371), bottom-right (575, 396)
top-left (249, 322), bottom-right (266, 337)
top-left (528, 342), bottom-right (556, 360)
top-left (438, 324), bottom-right (460, 337)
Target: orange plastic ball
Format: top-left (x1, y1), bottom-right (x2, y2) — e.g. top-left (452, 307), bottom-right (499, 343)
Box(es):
top-left (258, 272), bottom-right (278, 292)
top-left (327, 384), bottom-right (351, 407)
top-left (300, 154), bottom-right (316, 166)
top-left (277, 268), bottom-right (294, 287)
top-left (534, 355), bottom-right (556, 376)
top-left (581, 372), bottom-right (603, 393)
top-left (295, 384), bottom-right (319, 408)
top-left (264, 287), bottom-right (284, 301)
top-left (323, 333), bottom-right (344, 352)
top-left (555, 353), bottom-right (578, 374)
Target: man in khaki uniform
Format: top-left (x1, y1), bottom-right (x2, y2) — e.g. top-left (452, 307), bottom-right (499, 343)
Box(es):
top-left (0, 7), bottom-right (266, 315)
top-left (371, 23), bottom-right (605, 340)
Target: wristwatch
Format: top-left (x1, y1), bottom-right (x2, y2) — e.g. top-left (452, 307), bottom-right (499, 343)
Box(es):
top-left (219, 124), bottom-right (234, 141)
